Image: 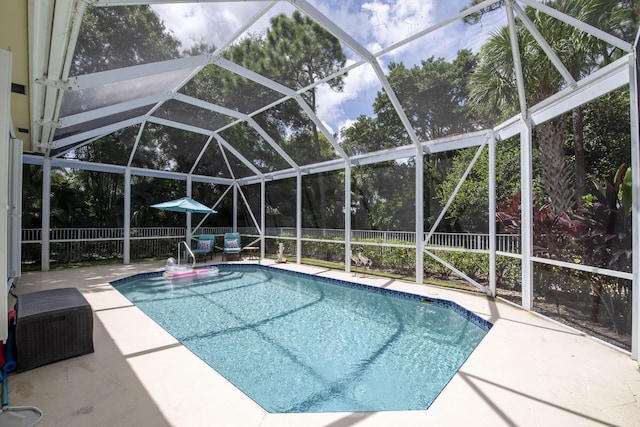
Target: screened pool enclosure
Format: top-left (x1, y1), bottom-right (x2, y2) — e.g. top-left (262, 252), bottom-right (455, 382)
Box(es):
top-left (4, 1), bottom-right (640, 358)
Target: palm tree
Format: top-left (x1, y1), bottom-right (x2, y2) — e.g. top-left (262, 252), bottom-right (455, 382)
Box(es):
top-left (468, 0), bottom-right (636, 213)
top-left (470, 21), bottom-right (573, 214)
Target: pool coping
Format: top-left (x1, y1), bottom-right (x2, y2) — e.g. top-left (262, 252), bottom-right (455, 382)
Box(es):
top-left (10, 260), bottom-right (640, 427)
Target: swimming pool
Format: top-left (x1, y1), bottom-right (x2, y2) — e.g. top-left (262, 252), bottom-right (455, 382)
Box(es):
top-left (112, 265), bottom-right (491, 413)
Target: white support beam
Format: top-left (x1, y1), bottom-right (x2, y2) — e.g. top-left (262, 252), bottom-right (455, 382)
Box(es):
top-left (69, 55), bottom-right (210, 91)
top-left (213, 134), bottom-right (262, 176)
top-left (28, 0), bottom-right (55, 152)
top-left (530, 57), bottom-right (630, 126)
top-left (423, 130), bottom-right (492, 154)
top-left (629, 51), bottom-right (640, 361)
top-left (296, 170), bottom-right (302, 264)
top-left (520, 115), bottom-right (534, 310)
top-left (127, 121), bottom-right (147, 167)
top-left (511, 1), bottom-right (577, 88)
top-left (520, 0), bottom-right (632, 53)
top-left (233, 183), bottom-right (238, 232)
top-left (146, 116), bottom-right (213, 136)
top-left (425, 142), bottom-right (487, 244)
top-left (193, 184), bottom-right (235, 233)
top-left (59, 93), bottom-right (168, 127)
top-left (186, 178), bottom-right (193, 244)
top-left (33, 0), bottom-right (87, 153)
top-left (415, 144), bottom-right (424, 285)
top-left (246, 118), bottom-right (299, 169)
top-left (0, 49), bottom-right (11, 341)
top-left (489, 132), bottom-right (497, 297)
top-left (345, 163), bottom-right (352, 273)
top-left (424, 249), bottom-right (488, 293)
top-left (506, 0), bottom-right (529, 118)
top-left (236, 185), bottom-right (262, 234)
top-left (261, 177), bottom-right (266, 259)
top-left (41, 158), bottom-right (51, 271)
top-left (124, 168), bottom-right (131, 264)
top-left (190, 135), bottom-right (215, 175)
top-left (290, 0), bottom-right (421, 146)
top-left (214, 57), bottom-right (296, 97)
top-left (293, 94), bottom-right (348, 160)
top-left (23, 153), bottom-right (235, 185)
top-left (52, 116), bottom-right (146, 148)
top-left (495, 116), bottom-right (523, 141)
top-left (173, 93), bottom-right (247, 121)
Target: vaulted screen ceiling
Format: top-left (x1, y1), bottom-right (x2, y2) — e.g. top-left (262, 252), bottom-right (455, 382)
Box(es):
top-left (28, 0), bottom-right (635, 185)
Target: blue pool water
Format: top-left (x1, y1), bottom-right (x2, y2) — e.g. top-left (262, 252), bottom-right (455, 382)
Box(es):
top-left (112, 265), bottom-right (491, 413)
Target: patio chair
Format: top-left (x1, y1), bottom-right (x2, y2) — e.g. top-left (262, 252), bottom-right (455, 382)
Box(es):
top-left (192, 234), bottom-right (215, 261)
top-left (222, 232), bottom-right (242, 261)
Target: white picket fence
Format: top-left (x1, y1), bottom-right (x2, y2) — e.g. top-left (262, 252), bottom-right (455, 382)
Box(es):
top-left (21, 227), bottom-right (519, 266)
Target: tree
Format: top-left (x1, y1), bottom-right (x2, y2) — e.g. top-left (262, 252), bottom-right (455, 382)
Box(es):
top-left (366, 50), bottom-right (478, 144)
top-left (342, 50), bottom-right (478, 231)
top-left (469, 10), bottom-right (572, 213)
top-left (227, 12), bottom-right (347, 228)
top-left (46, 5), bottom-right (184, 227)
top-left (71, 5), bottom-right (181, 75)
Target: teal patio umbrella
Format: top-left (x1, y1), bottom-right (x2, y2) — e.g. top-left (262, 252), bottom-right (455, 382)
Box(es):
top-left (151, 197), bottom-right (217, 214)
top-left (151, 197), bottom-right (217, 246)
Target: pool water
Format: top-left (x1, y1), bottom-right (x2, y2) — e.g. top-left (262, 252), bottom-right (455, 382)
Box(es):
top-left (113, 265), bottom-right (491, 413)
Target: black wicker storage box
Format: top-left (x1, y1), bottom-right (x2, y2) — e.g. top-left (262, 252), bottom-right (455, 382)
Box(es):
top-left (16, 287), bottom-right (94, 371)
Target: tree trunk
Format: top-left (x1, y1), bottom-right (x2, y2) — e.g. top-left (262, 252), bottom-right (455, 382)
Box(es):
top-left (311, 124), bottom-right (327, 228)
top-left (535, 117), bottom-right (574, 214)
top-left (572, 107), bottom-right (586, 203)
top-left (310, 89), bottom-right (327, 228)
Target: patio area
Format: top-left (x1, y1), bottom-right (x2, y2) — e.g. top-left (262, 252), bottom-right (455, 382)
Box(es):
top-left (6, 259), bottom-right (640, 427)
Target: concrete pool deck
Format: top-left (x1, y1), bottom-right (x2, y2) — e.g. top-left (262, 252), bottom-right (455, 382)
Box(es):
top-left (7, 259), bottom-right (640, 427)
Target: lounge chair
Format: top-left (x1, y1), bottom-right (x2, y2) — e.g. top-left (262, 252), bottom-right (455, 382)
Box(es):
top-left (192, 234), bottom-right (215, 261)
top-left (222, 232), bottom-right (242, 261)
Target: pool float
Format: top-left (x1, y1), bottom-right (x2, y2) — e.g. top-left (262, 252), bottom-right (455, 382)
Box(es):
top-left (163, 258), bottom-right (218, 279)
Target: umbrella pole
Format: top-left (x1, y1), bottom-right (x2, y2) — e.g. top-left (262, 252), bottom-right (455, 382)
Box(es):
top-left (186, 212), bottom-right (192, 245)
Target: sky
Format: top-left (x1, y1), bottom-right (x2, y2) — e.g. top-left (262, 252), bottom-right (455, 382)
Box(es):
top-left (151, 0), bottom-right (507, 135)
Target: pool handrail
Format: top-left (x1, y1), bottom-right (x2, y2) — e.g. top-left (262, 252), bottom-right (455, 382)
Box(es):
top-left (177, 241), bottom-right (196, 268)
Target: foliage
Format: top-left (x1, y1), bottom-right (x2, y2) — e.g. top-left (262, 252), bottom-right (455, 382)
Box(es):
top-left (71, 5), bottom-right (181, 75)
top-left (351, 161), bottom-right (415, 231)
top-left (579, 88), bottom-right (632, 181)
top-left (372, 50), bottom-right (479, 142)
top-left (496, 164), bottom-right (632, 333)
top-left (436, 143), bottom-right (520, 232)
top-left (341, 50), bottom-right (478, 232)
top-left (468, 0), bottom-right (638, 213)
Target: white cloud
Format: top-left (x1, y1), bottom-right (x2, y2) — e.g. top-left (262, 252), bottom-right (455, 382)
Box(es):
top-left (316, 61), bottom-right (380, 134)
top-left (151, 1), bottom-right (504, 133)
top-left (360, 0), bottom-right (436, 51)
top-left (152, 2), bottom-right (290, 51)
